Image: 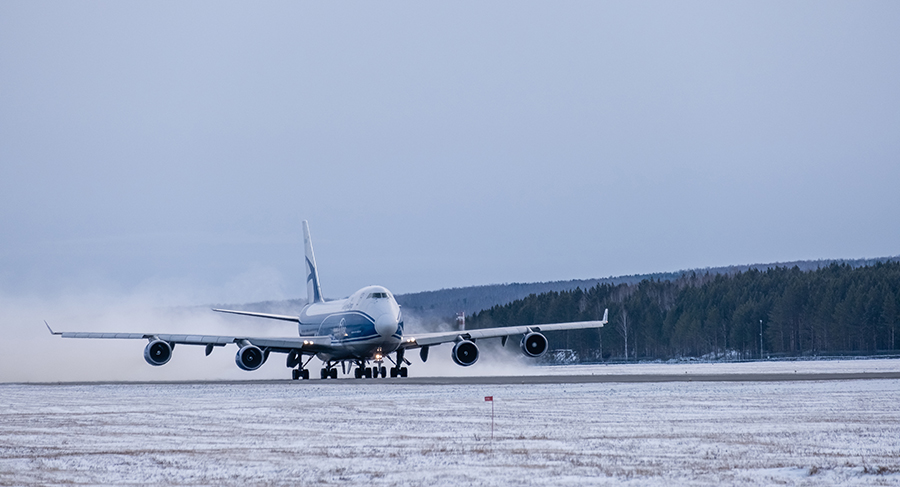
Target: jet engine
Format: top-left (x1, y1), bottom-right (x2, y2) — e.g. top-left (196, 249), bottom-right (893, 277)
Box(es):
top-left (521, 332), bottom-right (548, 357)
top-left (235, 344), bottom-right (266, 371)
top-left (144, 339), bottom-right (172, 366)
top-left (452, 340), bottom-right (479, 366)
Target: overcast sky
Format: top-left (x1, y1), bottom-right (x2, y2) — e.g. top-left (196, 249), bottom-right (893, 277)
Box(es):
top-left (2, 1), bottom-right (899, 305)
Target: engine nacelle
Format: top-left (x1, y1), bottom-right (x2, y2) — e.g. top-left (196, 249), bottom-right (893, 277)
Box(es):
top-left (452, 340), bottom-right (479, 366)
top-left (521, 332), bottom-right (548, 357)
top-left (235, 344), bottom-right (265, 371)
top-left (144, 340), bottom-right (172, 366)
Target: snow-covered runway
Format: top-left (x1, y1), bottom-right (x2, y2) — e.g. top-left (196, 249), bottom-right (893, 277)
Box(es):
top-left (2, 363), bottom-right (900, 486)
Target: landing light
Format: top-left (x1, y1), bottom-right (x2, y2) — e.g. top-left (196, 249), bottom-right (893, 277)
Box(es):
top-left (406, 338), bottom-right (416, 343)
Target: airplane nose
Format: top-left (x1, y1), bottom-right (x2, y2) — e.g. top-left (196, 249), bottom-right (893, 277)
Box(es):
top-left (375, 313), bottom-right (398, 338)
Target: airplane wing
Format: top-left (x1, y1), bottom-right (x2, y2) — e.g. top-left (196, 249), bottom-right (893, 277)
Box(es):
top-left (399, 309), bottom-right (608, 349)
top-left (211, 308), bottom-right (300, 323)
top-left (45, 322), bottom-right (331, 353)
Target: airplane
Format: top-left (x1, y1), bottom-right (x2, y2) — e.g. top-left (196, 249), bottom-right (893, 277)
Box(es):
top-left (47, 221), bottom-right (608, 380)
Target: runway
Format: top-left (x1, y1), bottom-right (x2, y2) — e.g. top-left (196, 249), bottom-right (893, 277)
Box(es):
top-left (365, 371), bottom-right (900, 384)
top-left (21, 370), bottom-right (900, 387)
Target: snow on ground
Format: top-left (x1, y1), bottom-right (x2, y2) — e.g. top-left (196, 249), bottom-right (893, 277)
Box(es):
top-left (536, 357), bottom-right (900, 376)
top-left (407, 341), bottom-right (900, 378)
top-left (2, 362), bottom-right (900, 486)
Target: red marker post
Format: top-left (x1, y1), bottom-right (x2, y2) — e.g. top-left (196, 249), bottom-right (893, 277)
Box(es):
top-left (484, 396), bottom-right (494, 440)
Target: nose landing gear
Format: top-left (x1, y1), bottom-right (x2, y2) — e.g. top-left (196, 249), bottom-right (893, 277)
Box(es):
top-left (350, 361), bottom-right (390, 379)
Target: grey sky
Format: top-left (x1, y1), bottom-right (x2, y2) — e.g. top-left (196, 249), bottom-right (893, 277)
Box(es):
top-left (2, 1), bottom-right (899, 304)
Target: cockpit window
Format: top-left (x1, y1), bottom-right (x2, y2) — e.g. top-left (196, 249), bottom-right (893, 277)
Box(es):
top-left (368, 292), bottom-right (389, 299)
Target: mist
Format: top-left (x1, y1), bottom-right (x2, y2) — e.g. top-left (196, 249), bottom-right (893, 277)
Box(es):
top-left (1, 283), bottom-right (299, 382)
top-left (1, 280), bottom-right (546, 382)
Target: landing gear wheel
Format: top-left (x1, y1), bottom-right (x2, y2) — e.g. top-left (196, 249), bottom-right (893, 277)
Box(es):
top-left (301, 369), bottom-right (309, 380)
top-left (292, 369), bottom-right (300, 380)
top-left (320, 368), bottom-right (328, 379)
top-left (390, 367), bottom-right (398, 378)
top-left (364, 367), bottom-right (372, 378)
top-left (330, 368), bottom-right (338, 379)
top-left (399, 367), bottom-right (408, 377)
top-left (355, 368), bottom-right (362, 379)
top-left (380, 366), bottom-right (387, 378)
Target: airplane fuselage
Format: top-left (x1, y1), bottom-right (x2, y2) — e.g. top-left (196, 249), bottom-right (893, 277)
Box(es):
top-left (298, 285), bottom-right (403, 362)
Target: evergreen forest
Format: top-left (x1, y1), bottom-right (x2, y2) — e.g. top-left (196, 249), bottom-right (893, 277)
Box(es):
top-left (466, 262), bottom-right (900, 361)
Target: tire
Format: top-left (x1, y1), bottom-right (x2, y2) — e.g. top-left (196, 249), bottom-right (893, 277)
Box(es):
top-left (380, 366), bottom-right (387, 378)
top-left (302, 369), bottom-right (310, 380)
top-left (399, 367), bottom-right (408, 377)
top-left (292, 369), bottom-right (300, 380)
top-left (320, 368), bottom-right (327, 379)
top-left (390, 367), bottom-right (398, 378)
top-left (330, 368), bottom-right (338, 379)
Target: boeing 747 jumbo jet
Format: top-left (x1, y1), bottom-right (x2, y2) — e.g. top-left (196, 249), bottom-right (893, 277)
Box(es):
top-left (48, 221), bottom-right (607, 380)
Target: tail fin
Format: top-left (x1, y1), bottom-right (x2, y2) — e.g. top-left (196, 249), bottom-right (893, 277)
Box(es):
top-left (302, 221), bottom-right (324, 303)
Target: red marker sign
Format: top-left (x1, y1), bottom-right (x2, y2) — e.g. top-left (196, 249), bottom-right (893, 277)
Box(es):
top-left (485, 396), bottom-right (495, 438)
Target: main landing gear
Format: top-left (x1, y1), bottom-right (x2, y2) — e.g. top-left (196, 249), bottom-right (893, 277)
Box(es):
top-left (353, 363), bottom-right (388, 379)
top-left (389, 348), bottom-right (409, 377)
top-left (288, 350), bottom-right (314, 380)
top-left (291, 350), bottom-right (413, 380)
top-left (320, 364), bottom-right (338, 379)
top-left (315, 362), bottom-right (407, 379)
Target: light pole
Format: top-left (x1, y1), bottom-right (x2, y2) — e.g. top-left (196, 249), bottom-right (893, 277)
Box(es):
top-left (759, 319), bottom-right (764, 359)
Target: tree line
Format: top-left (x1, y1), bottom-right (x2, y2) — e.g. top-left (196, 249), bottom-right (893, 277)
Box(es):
top-left (465, 262), bottom-right (900, 361)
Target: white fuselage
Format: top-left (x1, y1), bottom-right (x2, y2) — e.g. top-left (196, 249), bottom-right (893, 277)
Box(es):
top-left (298, 285), bottom-right (403, 361)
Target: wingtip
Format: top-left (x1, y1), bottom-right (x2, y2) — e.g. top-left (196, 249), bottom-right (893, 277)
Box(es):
top-left (44, 320), bottom-right (60, 335)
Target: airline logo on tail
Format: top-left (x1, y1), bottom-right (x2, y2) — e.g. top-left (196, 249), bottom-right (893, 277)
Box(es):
top-left (306, 257), bottom-right (321, 303)
top-left (303, 220), bottom-right (324, 303)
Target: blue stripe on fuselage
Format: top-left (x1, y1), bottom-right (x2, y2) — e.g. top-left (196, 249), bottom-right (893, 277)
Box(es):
top-left (299, 308), bottom-right (402, 360)
top-left (300, 310), bottom-right (377, 339)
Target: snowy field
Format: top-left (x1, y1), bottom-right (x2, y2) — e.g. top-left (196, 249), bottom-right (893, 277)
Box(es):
top-left (2, 365), bottom-right (900, 486)
top-left (536, 357), bottom-right (900, 377)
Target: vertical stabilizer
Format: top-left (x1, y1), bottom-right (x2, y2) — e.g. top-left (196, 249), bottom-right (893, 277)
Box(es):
top-left (302, 221), bottom-right (324, 303)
